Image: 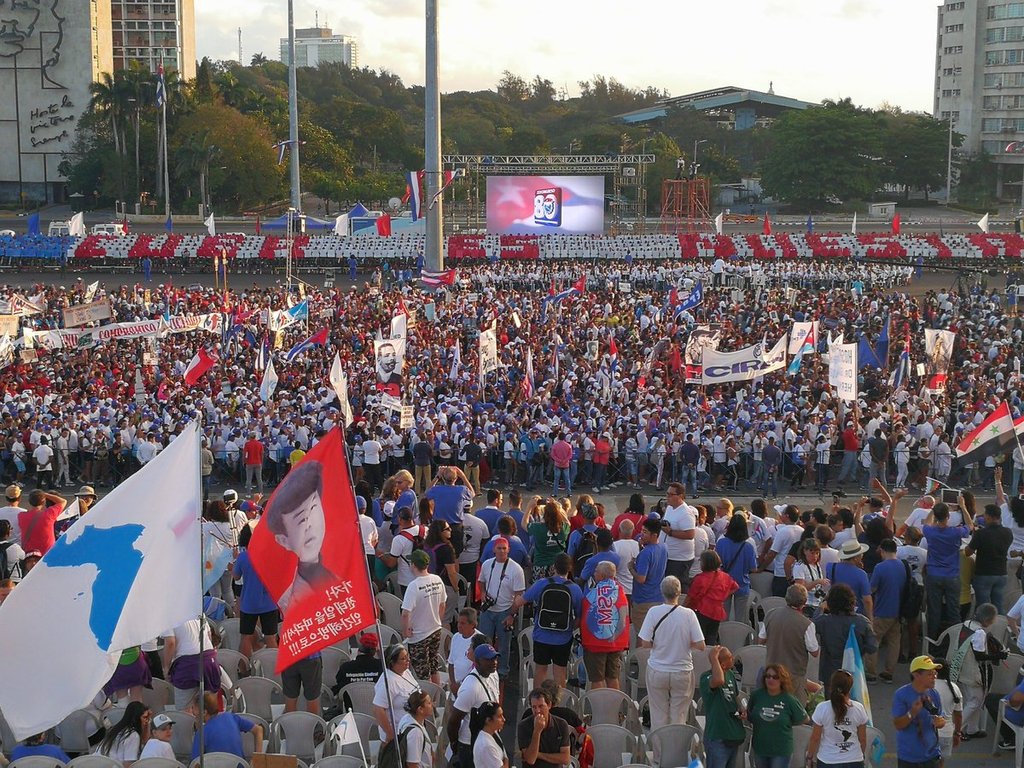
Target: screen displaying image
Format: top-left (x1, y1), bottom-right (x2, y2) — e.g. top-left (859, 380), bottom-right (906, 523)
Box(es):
top-left (486, 175), bottom-right (605, 234)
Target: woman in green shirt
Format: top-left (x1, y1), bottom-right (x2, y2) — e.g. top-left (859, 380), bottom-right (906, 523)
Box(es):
top-left (525, 498), bottom-right (569, 580)
top-left (748, 663), bottom-right (809, 768)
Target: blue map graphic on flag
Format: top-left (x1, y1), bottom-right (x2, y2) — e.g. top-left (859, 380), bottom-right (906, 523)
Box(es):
top-left (45, 524), bottom-right (146, 649)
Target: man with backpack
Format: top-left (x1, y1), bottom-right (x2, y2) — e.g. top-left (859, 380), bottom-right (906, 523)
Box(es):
top-left (382, 507), bottom-right (426, 596)
top-left (868, 539), bottom-right (908, 683)
top-left (511, 553), bottom-right (583, 687)
top-left (567, 502), bottom-right (601, 570)
top-left (577, 528), bottom-right (619, 586)
top-left (477, 537), bottom-right (525, 699)
top-left (447, 643), bottom-right (501, 768)
top-left (0, 520), bottom-right (23, 581)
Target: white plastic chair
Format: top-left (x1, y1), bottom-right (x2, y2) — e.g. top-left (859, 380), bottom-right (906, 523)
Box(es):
top-left (133, 759), bottom-right (186, 768)
top-left (647, 723), bottom-right (701, 768)
top-left (718, 620), bottom-right (755, 650)
top-left (10, 758), bottom-right (69, 768)
top-left (188, 754), bottom-right (249, 768)
top-left (56, 708), bottom-right (105, 755)
top-left (270, 711), bottom-right (328, 762)
top-left (66, 757), bottom-right (120, 768)
top-left (587, 724), bottom-right (638, 768)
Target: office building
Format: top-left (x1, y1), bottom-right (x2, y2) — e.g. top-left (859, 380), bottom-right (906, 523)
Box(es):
top-left (280, 27), bottom-right (358, 68)
top-left (110, 0), bottom-right (196, 80)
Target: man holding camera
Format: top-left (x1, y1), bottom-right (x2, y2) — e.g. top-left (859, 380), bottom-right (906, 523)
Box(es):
top-left (477, 537), bottom-right (524, 699)
top-left (892, 656), bottom-right (948, 768)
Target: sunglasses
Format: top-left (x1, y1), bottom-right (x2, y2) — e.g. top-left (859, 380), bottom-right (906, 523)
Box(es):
top-left (764, 673), bottom-right (780, 680)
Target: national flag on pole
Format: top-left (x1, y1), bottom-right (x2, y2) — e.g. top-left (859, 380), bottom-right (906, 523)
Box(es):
top-left (852, 211), bottom-right (858, 235)
top-left (26, 211), bottom-right (39, 236)
top-left (285, 327), bottom-right (329, 362)
top-left (787, 321), bottom-right (815, 375)
top-left (523, 347), bottom-right (535, 399)
top-left (329, 353), bottom-right (354, 427)
top-left (155, 65), bottom-right (166, 108)
top-left (272, 140), bottom-right (288, 166)
top-left (955, 401), bottom-right (1017, 466)
top-left (547, 275), bottom-right (587, 305)
top-left (259, 360), bottom-right (278, 401)
top-left (422, 268), bottom-right (457, 289)
top-left (405, 170), bottom-right (424, 221)
top-left (248, 428), bottom-right (376, 671)
top-left (672, 282), bottom-right (704, 320)
top-left (924, 477), bottom-right (946, 495)
top-left (165, 214), bottom-right (173, 233)
top-left (333, 213), bottom-right (349, 236)
top-left (714, 211), bottom-right (724, 235)
top-left (449, 339), bottom-right (461, 382)
top-left (376, 214), bottom-right (392, 237)
top-left (762, 213), bottom-right (772, 236)
top-left (68, 212), bottom-right (86, 238)
top-left (857, 334), bottom-right (883, 370)
top-left (807, 214), bottom-right (814, 233)
top-left (843, 624), bottom-right (873, 726)
top-left (608, 332), bottom-right (619, 373)
top-left (889, 338), bottom-right (911, 389)
top-left (875, 315), bottom-right (890, 369)
top-left (892, 213), bottom-right (901, 235)
top-left (978, 212), bottom-right (990, 234)
top-left (0, 423), bottom-right (201, 739)
top-left (183, 347), bottom-right (217, 385)
top-left (205, 213), bottom-right (216, 236)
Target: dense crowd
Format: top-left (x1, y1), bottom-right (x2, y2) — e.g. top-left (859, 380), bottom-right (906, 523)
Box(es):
top-left (3, 254), bottom-right (1024, 768)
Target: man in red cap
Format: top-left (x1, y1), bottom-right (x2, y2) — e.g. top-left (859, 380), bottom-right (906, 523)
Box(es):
top-left (333, 632), bottom-right (383, 708)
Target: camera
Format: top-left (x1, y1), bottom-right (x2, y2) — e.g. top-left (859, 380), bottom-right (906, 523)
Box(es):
top-left (921, 697), bottom-right (940, 716)
top-left (813, 586), bottom-right (827, 600)
top-left (479, 597), bottom-right (496, 613)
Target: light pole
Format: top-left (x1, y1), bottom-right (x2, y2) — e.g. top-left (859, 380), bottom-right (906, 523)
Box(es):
top-left (286, 0), bottom-right (302, 211)
top-left (693, 138), bottom-right (708, 172)
top-left (424, 0), bottom-right (443, 274)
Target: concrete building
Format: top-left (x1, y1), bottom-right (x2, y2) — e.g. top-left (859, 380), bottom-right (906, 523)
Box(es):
top-left (280, 27), bottom-right (358, 68)
top-left (934, 0), bottom-right (1024, 199)
top-left (617, 86), bottom-right (813, 130)
top-left (110, 0), bottom-right (196, 80)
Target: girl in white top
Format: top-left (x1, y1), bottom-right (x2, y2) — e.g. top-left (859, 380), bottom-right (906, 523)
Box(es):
top-left (807, 670), bottom-right (868, 766)
top-left (471, 702), bottom-right (508, 768)
top-left (792, 540), bottom-right (829, 612)
top-left (95, 701), bottom-right (150, 767)
top-left (396, 690), bottom-right (435, 768)
top-left (372, 644), bottom-right (421, 742)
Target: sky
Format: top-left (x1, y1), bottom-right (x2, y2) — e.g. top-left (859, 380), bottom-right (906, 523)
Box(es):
top-left (195, 0), bottom-right (943, 114)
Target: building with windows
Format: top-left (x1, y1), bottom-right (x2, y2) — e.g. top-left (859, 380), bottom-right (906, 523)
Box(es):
top-left (935, 1), bottom-right (1024, 198)
top-left (280, 27), bottom-right (358, 68)
top-left (110, 0), bottom-right (196, 80)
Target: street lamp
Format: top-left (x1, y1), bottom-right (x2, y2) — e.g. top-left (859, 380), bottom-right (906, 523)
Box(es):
top-left (693, 139), bottom-right (708, 167)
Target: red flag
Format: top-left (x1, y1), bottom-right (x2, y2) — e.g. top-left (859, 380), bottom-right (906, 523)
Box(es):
top-left (183, 348), bottom-right (217, 385)
top-left (397, 295), bottom-right (409, 316)
top-left (376, 213), bottom-right (392, 236)
top-left (892, 214), bottom-right (901, 235)
top-left (608, 334), bottom-right (619, 358)
top-left (669, 286), bottom-right (679, 307)
top-left (762, 213), bottom-right (772, 236)
top-left (572, 275), bottom-right (587, 294)
top-left (248, 428), bottom-right (376, 672)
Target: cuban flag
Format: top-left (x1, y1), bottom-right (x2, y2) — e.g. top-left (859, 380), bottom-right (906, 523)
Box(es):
top-left (548, 275), bottom-right (587, 305)
top-left (422, 268), bottom-right (457, 289)
top-left (672, 282), bottom-right (704, 320)
top-left (608, 332), bottom-right (619, 374)
top-left (155, 65), bottom-right (166, 108)
top-left (787, 321), bottom-right (816, 375)
top-left (889, 338), bottom-right (911, 389)
top-left (285, 327), bottom-right (329, 362)
top-left (405, 170), bottom-right (424, 221)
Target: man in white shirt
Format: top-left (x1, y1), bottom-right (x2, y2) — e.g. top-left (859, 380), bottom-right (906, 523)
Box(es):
top-left (477, 537), bottom-right (525, 695)
top-left (382, 507), bottom-right (425, 595)
top-left (760, 505), bottom-right (803, 596)
top-left (661, 483), bottom-right (696, 587)
top-left (401, 550), bottom-right (446, 685)
top-left (447, 608), bottom-right (484, 694)
top-left (139, 714), bottom-right (177, 760)
top-left (639, 575), bottom-right (706, 730)
top-left (0, 484), bottom-right (24, 543)
top-left (612, 520), bottom-right (641, 597)
top-left (446, 644), bottom-right (500, 768)
top-left (32, 436), bottom-right (54, 490)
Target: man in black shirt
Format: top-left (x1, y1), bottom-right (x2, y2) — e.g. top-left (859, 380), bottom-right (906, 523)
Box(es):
top-left (333, 633), bottom-right (383, 702)
top-left (966, 503), bottom-right (1014, 612)
top-left (518, 687), bottom-right (571, 768)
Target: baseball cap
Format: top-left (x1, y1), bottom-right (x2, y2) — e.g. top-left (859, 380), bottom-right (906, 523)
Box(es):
top-left (359, 633), bottom-right (380, 651)
top-left (409, 550), bottom-right (430, 569)
top-left (910, 655), bottom-right (943, 673)
top-left (151, 714), bottom-right (174, 730)
top-left (223, 489), bottom-right (239, 504)
top-left (474, 644), bottom-right (500, 661)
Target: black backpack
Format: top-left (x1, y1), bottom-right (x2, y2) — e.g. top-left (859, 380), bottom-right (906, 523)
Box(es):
top-left (573, 530), bottom-right (598, 574)
top-left (0, 541), bottom-right (13, 580)
top-left (899, 560), bottom-right (925, 620)
top-left (377, 723), bottom-right (417, 768)
top-left (537, 578), bottom-right (574, 633)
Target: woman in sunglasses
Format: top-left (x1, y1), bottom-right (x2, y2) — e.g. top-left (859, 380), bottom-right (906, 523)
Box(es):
top-left (748, 663), bottom-right (808, 768)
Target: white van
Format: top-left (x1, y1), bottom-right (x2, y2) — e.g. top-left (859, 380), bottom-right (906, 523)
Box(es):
top-left (90, 222), bottom-right (127, 236)
top-left (48, 221), bottom-right (70, 237)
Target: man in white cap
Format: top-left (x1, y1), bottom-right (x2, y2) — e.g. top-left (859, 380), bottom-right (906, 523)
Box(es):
top-left (139, 714), bottom-right (177, 760)
top-left (0, 484), bottom-right (23, 543)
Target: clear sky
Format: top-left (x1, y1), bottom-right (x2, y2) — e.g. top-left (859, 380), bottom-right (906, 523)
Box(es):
top-left (196, 0), bottom-right (942, 113)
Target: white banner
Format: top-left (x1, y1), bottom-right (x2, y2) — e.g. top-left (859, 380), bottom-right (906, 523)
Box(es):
top-left (390, 313), bottom-right (407, 342)
top-left (788, 321), bottom-right (817, 355)
top-left (165, 313), bottom-right (223, 335)
top-left (829, 341), bottom-right (859, 402)
top-left (93, 319), bottom-right (165, 343)
top-left (63, 299), bottom-right (113, 328)
top-left (479, 325), bottom-right (498, 377)
top-left (700, 335), bottom-right (787, 384)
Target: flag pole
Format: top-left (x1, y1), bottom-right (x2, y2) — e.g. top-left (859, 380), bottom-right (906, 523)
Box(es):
top-left (196, 418), bottom-right (207, 768)
top-left (336, 425), bottom-right (404, 765)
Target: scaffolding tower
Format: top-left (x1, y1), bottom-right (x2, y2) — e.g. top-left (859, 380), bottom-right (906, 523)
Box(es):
top-left (659, 177), bottom-right (712, 233)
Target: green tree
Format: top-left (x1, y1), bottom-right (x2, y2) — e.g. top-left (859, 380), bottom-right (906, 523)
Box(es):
top-left (760, 99), bottom-right (885, 205)
top-left (497, 71), bottom-right (529, 103)
top-left (880, 112), bottom-right (960, 200)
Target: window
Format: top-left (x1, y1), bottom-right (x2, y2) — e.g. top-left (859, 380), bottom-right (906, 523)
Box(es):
top-left (946, 23), bottom-right (964, 32)
top-left (945, 45), bottom-right (964, 54)
top-left (984, 117), bottom-right (1005, 131)
top-left (942, 88), bottom-right (963, 97)
top-left (947, 1), bottom-right (965, 9)
top-left (985, 95), bottom-right (1003, 108)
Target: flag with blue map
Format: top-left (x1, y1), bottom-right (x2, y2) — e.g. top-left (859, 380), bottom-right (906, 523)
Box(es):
top-left (0, 424), bottom-right (201, 739)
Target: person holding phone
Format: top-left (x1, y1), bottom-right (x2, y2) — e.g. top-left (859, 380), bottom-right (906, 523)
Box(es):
top-left (892, 656), bottom-right (947, 768)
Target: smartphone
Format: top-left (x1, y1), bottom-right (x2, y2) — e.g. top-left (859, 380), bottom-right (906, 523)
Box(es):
top-left (940, 488), bottom-right (959, 507)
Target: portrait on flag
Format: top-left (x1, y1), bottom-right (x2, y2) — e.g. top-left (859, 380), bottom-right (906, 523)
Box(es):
top-left (374, 338), bottom-right (405, 398)
top-left (924, 329), bottom-right (955, 389)
top-left (684, 324), bottom-right (721, 382)
top-left (248, 429), bottom-right (375, 671)
top-left (479, 325), bottom-right (499, 376)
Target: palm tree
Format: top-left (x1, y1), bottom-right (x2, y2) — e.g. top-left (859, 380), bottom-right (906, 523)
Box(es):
top-left (89, 72), bottom-right (125, 157)
top-left (250, 52), bottom-right (268, 66)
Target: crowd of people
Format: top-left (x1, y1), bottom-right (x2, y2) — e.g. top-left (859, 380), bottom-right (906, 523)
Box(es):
top-left (3, 252), bottom-right (1024, 768)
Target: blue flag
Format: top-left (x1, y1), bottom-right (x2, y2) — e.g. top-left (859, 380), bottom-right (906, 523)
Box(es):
top-left (807, 214), bottom-right (814, 233)
top-left (875, 315), bottom-right (890, 367)
top-left (164, 214), bottom-right (173, 233)
top-left (672, 282), bottom-right (704, 320)
top-left (155, 65), bottom-right (166, 108)
top-left (26, 212), bottom-right (40, 236)
top-left (857, 335), bottom-right (882, 369)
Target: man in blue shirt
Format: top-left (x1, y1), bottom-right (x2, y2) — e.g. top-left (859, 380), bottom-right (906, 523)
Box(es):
top-left (922, 502), bottom-right (974, 643)
top-left (828, 541), bottom-right (874, 619)
top-left (475, 489), bottom-right (505, 534)
top-left (233, 546), bottom-right (280, 659)
top-left (192, 692), bottom-right (263, 759)
top-left (868, 539), bottom-right (907, 682)
top-left (10, 733), bottom-right (71, 763)
top-left (628, 518), bottom-right (668, 628)
top-left (511, 553), bottom-right (582, 688)
top-left (987, 677), bottom-right (1024, 750)
top-left (579, 528), bottom-right (620, 585)
top-left (424, 466), bottom-right (474, 525)
top-left (892, 656), bottom-right (946, 766)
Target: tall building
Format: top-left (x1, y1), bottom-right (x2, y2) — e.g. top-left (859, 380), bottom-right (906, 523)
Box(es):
top-left (110, 0), bottom-right (196, 80)
top-left (280, 27), bottom-right (358, 68)
top-left (934, 1), bottom-right (1024, 198)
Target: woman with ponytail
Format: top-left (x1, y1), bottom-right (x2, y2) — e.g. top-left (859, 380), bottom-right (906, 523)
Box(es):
top-left (470, 701), bottom-right (507, 768)
top-left (806, 670), bottom-right (868, 768)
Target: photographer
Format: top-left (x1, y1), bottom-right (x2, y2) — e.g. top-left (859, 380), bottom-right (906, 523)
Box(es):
top-left (892, 656), bottom-right (948, 768)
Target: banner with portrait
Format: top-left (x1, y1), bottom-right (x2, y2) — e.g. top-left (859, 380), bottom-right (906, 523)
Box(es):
top-left (684, 325), bottom-right (722, 383)
top-left (374, 338), bottom-right (405, 398)
top-left (924, 329), bottom-right (955, 391)
top-left (479, 325), bottom-right (499, 378)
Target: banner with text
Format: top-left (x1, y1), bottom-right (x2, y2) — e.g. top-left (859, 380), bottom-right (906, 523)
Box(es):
top-left (829, 341), bottom-right (859, 402)
top-left (63, 299), bottom-right (113, 328)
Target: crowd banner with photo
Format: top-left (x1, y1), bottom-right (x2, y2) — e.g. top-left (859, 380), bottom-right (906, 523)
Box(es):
top-left (166, 312), bottom-right (224, 335)
top-left (374, 338), bottom-right (405, 398)
top-left (924, 329), bottom-right (955, 391)
top-left (788, 321), bottom-right (817, 355)
top-left (94, 319), bottom-right (166, 343)
top-left (0, 314), bottom-right (18, 337)
top-left (0, 335), bottom-right (13, 368)
top-left (479, 325), bottom-right (499, 377)
top-left (684, 325), bottom-right (722, 383)
top-left (829, 341), bottom-right (859, 402)
top-left (700, 335), bottom-right (787, 385)
top-left (249, 428), bottom-right (376, 671)
top-left (0, 424), bottom-right (201, 739)
top-left (63, 299), bottom-right (114, 328)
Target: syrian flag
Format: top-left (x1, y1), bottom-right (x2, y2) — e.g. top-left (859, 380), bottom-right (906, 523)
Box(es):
top-left (924, 477), bottom-right (946, 495)
top-left (259, 360), bottom-right (278, 401)
top-left (422, 268), bottom-right (457, 289)
top-left (285, 327), bottom-right (329, 362)
top-left (955, 401), bottom-right (1016, 466)
top-left (183, 347), bottom-right (217, 385)
top-left (449, 339), bottom-right (461, 382)
top-left (523, 347), bottom-right (534, 399)
top-left (405, 170), bottom-right (424, 221)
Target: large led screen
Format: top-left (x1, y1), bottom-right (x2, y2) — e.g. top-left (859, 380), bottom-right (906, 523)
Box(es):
top-left (486, 175), bottom-right (605, 234)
